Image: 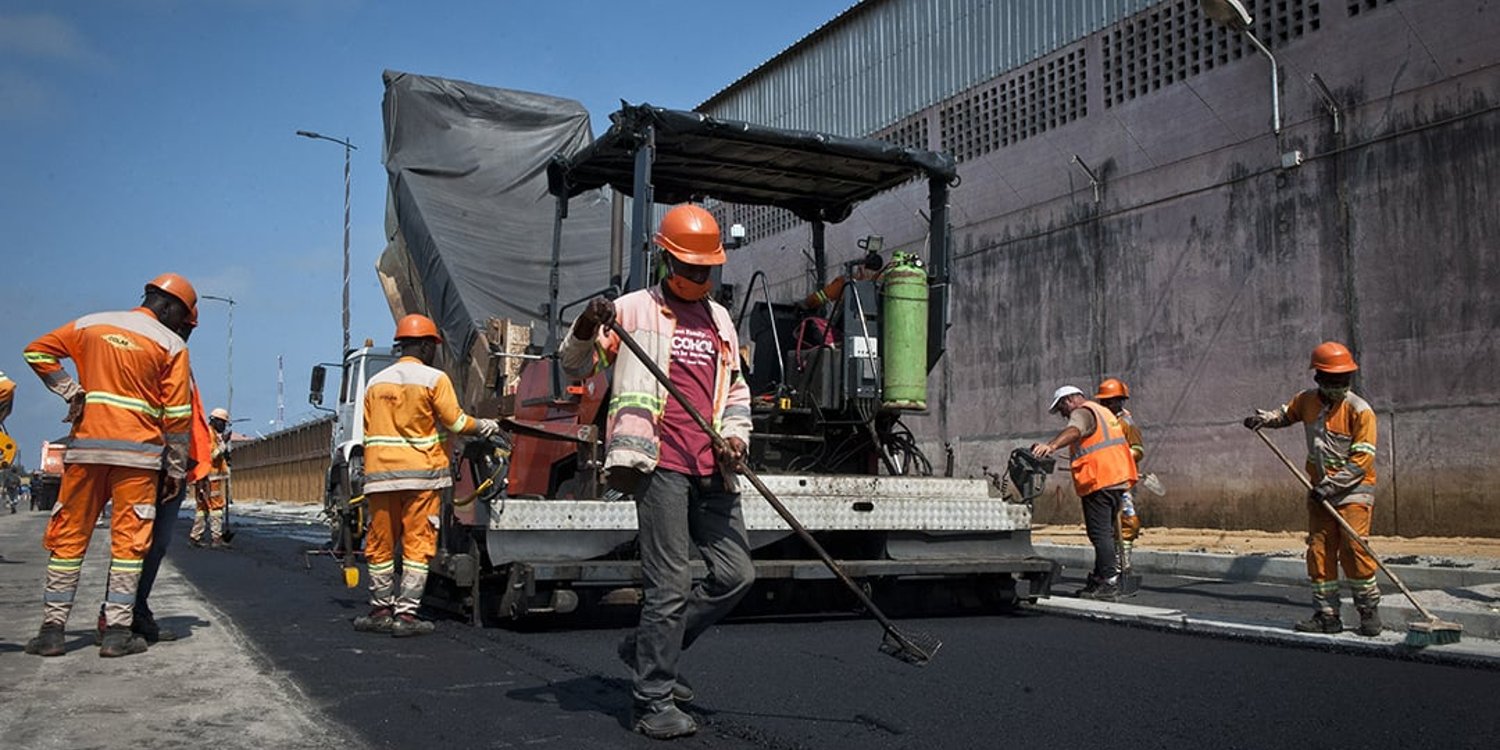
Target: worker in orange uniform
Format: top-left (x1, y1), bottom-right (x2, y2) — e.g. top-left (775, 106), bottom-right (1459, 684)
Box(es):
top-left (566, 204), bottom-right (754, 741)
top-left (352, 314), bottom-right (499, 637)
top-left (97, 310), bottom-right (211, 644)
top-left (190, 407), bottom-right (232, 548)
top-left (1245, 341), bottom-right (1382, 636)
top-left (1032, 385), bottom-right (1138, 601)
top-left (1095, 378), bottom-right (1145, 575)
top-left (22, 273), bottom-right (196, 657)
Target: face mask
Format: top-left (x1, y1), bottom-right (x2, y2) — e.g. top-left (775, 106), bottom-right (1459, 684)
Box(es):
top-left (665, 274), bottom-right (712, 301)
top-left (1320, 387), bottom-right (1349, 402)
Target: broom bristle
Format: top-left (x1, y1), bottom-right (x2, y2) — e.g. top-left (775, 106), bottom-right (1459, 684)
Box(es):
top-left (1404, 619), bottom-right (1463, 648)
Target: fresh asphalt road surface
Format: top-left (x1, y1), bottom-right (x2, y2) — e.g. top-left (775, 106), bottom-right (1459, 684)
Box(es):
top-left (171, 520), bottom-right (1500, 750)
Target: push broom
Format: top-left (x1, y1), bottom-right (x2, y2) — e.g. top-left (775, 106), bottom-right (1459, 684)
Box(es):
top-left (1254, 428), bottom-right (1462, 647)
top-left (610, 320), bottom-right (941, 666)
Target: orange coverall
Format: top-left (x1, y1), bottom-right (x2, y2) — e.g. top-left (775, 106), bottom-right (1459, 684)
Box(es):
top-left (0, 370), bottom-right (15, 424)
top-left (24, 307), bottom-right (192, 628)
top-left (1261, 389), bottom-right (1380, 616)
top-left (361, 356), bottom-right (483, 615)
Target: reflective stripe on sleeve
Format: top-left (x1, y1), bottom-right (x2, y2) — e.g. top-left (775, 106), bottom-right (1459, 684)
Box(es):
top-left (24, 352), bottom-right (58, 364)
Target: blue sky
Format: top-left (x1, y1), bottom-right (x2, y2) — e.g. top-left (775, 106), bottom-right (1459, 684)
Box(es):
top-left (0, 0), bottom-right (850, 463)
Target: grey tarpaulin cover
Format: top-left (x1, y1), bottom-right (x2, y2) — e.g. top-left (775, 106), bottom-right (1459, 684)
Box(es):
top-left (379, 70), bottom-right (613, 367)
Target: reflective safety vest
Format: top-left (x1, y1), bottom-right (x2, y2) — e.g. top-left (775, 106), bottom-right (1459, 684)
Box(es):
top-left (361, 356), bottom-right (481, 493)
top-left (24, 307), bottom-right (193, 478)
top-left (559, 286), bottom-right (752, 476)
top-left (1069, 401), bottom-right (1139, 496)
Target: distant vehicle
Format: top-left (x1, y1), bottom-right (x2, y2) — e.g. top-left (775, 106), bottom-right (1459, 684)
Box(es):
top-left (31, 441), bottom-right (66, 512)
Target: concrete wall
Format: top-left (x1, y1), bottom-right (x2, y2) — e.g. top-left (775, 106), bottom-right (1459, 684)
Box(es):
top-left (721, 2), bottom-right (1500, 536)
top-left (232, 416), bottom-right (332, 504)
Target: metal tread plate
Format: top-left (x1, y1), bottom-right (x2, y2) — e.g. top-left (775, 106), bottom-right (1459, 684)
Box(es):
top-left (487, 475), bottom-right (1029, 532)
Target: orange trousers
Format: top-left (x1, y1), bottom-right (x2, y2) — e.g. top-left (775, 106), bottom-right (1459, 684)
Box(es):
top-left (1306, 501), bottom-right (1378, 582)
top-left (45, 463), bottom-right (156, 561)
top-left (365, 489), bottom-right (440, 566)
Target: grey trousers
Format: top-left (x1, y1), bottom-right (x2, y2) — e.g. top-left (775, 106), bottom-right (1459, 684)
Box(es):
top-left (629, 469), bottom-right (755, 703)
top-left (1082, 488), bottom-right (1125, 581)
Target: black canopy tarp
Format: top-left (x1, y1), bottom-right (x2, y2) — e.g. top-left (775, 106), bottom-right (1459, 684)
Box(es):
top-left (380, 70), bottom-right (613, 356)
top-left (547, 104), bottom-right (957, 224)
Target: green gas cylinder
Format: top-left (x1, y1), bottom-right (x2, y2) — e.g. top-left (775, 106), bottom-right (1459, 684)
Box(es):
top-left (880, 252), bottom-right (929, 410)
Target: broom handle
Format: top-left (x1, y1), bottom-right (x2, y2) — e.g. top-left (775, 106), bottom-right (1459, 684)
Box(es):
top-left (1253, 428), bottom-right (1437, 620)
top-left (607, 320), bottom-right (913, 641)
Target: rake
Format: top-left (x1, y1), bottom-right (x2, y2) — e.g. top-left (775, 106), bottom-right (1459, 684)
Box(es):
top-left (1254, 428), bottom-right (1461, 647)
top-left (610, 320), bottom-right (941, 666)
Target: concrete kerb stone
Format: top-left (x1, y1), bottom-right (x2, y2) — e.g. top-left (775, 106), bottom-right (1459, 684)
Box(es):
top-left (1034, 597), bottom-right (1500, 669)
top-left (1036, 542), bottom-right (1500, 644)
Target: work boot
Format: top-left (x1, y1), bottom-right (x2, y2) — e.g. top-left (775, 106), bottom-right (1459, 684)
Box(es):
top-left (353, 606), bottom-right (395, 634)
top-left (95, 609), bottom-right (107, 646)
top-left (1293, 612), bottom-right (1343, 634)
top-left (390, 613), bottom-right (435, 638)
top-left (133, 612), bottom-right (177, 643)
top-left (24, 625), bottom-right (66, 657)
top-left (1357, 608), bottom-right (1383, 637)
top-left (617, 635), bottom-right (695, 703)
top-left (1076, 575), bottom-right (1100, 598)
top-left (98, 626), bottom-right (148, 657)
top-left (189, 537), bottom-right (205, 549)
top-left (1079, 578), bottom-right (1119, 602)
top-left (632, 699), bottom-right (698, 740)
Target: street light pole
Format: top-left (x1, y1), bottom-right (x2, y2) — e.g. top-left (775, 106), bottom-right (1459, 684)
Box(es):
top-left (201, 294), bottom-right (236, 419)
top-left (1200, 0), bottom-right (1281, 134)
top-left (296, 129), bottom-right (358, 355)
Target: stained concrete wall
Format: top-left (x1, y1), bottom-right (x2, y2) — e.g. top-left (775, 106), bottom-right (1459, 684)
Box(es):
top-left (720, 2), bottom-right (1500, 536)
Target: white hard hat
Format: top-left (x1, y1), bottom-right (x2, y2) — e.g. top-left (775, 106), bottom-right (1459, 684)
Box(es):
top-left (210, 408), bottom-right (230, 421)
top-left (1048, 385), bottom-right (1084, 413)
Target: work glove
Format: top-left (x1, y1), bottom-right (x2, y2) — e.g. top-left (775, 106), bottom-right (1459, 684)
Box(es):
top-left (63, 392), bottom-right (86, 425)
top-left (574, 297), bottom-right (616, 340)
top-left (605, 466), bottom-right (646, 496)
top-left (475, 418), bottom-right (501, 438)
top-left (158, 475), bottom-right (182, 503)
top-left (1308, 482), bottom-right (1338, 504)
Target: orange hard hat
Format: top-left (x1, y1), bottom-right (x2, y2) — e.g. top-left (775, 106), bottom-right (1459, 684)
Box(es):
top-left (1310, 341), bottom-right (1358, 373)
top-left (146, 273), bottom-right (198, 319)
top-left (1095, 377), bottom-right (1130, 400)
top-left (394, 313), bottom-right (443, 343)
top-left (653, 204), bottom-right (726, 266)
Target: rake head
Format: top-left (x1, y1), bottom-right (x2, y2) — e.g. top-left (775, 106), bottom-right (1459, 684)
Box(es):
top-left (879, 628), bottom-right (942, 666)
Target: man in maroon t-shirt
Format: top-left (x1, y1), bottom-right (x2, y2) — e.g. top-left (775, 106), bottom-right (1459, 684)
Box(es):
top-left (571, 205), bottom-right (753, 741)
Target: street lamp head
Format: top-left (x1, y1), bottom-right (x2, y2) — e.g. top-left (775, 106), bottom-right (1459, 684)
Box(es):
top-left (1201, 0), bottom-right (1253, 31)
top-left (296, 129), bottom-right (321, 139)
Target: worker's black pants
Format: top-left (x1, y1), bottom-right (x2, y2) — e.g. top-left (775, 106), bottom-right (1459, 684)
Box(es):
top-left (1082, 488), bottom-right (1125, 582)
top-left (629, 469), bottom-right (755, 704)
top-left (135, 485), bottom-right (186, 620)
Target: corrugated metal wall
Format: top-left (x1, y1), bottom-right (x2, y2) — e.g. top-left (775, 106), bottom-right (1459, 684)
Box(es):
top-left (699, 0), bottom-right (1159, 136)
top-left (231, 416), bottom-right (333, 504)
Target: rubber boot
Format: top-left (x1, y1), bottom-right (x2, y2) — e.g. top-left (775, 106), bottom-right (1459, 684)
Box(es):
top-left (99, 626), bottom-right (148, 657)
top-left (1357, 608), bottom-right (1383, 637)
top-left (353, 606), bottom-right (395, 633)
top-left (632, 699), bottom-right (698, 740)
top-left (390, 613), bottom-right (435, 638)
top-left (1293, 612), bottom-right (1343, 634)
top-left (25, 625), bottom-right (66, 657)
top-left (617, 635), bottom-right (695, 703)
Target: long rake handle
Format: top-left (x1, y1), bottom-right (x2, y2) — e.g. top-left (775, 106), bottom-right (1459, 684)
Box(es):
top-left (1253, 428), bottom-right (1438, 621)
top-left (607, 320), bottom-right (920, 647)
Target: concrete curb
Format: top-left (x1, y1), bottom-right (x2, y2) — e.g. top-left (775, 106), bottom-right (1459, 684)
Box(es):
top-left (1033, 597), bottom-right (1500, 668)
top-left (1034, 542), bottom-right (1500, 589)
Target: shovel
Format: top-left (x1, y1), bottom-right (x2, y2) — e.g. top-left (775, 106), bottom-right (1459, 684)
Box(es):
top-left (220, 474), bottom-right (236, 544)
top-left (608, 320), bottom-right (941, 666)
